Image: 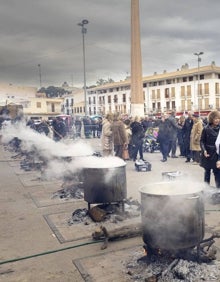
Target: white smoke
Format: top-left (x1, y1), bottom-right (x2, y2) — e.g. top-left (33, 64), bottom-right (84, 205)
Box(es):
top-left (1, 122), bottom-right (94, 159)
top-left (1, 122), bottom-right (126, 180)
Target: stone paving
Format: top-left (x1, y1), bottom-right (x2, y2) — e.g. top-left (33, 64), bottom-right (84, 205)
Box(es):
top-left (1, 137), bottom-right (220, 281)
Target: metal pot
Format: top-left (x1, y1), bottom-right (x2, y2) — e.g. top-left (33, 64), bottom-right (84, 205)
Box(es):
top-left (139, 182), bottom-right (204, 251)
top-left (83, 164), bottom-right (127, 205)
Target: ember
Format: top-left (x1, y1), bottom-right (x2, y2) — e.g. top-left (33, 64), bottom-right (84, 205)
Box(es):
top-left (141, 232), bottom-right (220, 263)
top-left (124, 245), bottom-right (220, 281)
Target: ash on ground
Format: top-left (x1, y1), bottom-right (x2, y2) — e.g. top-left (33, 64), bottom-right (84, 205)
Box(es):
top-left (123, 248), bottom-right (220, 282)
top-left (67, 198), bottom-right (141, 226)
top-left (51, 181), bottom-right (84, 200)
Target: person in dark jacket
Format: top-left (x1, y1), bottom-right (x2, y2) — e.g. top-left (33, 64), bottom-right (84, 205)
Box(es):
top-left (177, 115), bottom-right (185, 157)
top-left (36, 120), bottom-right (50, 136)
top-left (200, 110), bottom-right (220, 188)
top-left (182, 111), bottom-right (194, 162)
top-left (52, 117), bottom-right (67, 141)
top-left (157, 113), bottom-right (171, 162)
top-left (75, 116), bottom-right (82, 138)
top-left (83, 116), bottom-right (91, 138)
top-left (130, 116), bottom-right (145, 161)
top-left (167, 111), bottom-right (181, 158)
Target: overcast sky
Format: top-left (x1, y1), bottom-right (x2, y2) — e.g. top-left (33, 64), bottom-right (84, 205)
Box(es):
top-left (0, 0), bottom-right (220, 89)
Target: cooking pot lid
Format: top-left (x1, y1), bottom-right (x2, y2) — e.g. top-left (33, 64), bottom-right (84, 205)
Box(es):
top-left (139, 181), bottom-right (204, 196)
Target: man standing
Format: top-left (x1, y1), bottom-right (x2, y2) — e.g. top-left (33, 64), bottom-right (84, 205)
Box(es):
top-left (182, 111), bottom-right (194, 162)
top-left (167, 111), bottom-right (181, 158)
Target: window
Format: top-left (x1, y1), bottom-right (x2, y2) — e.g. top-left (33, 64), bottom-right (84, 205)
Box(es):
top-left (36, 102), bottom-right (41, 108)
top-left (183, 77), bottom-right (187, 82)
top-left (204, 83), bottom-right (209, 94)
top-left (181, 86), bottom-right (185, 98)
top-left (152, 90), bottom-right (156, 99)
top-left (156, 89), bottom-right (160, 99)
top-left (187, 85), bottom-right (191, 97)
top-left (108, 96), bottom-right (111, 103)
top-left (189, 76), bottom-right (193, 81)
top-left (200, 74), bottom-right (204, 80)
top-left (93, 97), bottom-right (96, 104)
top-left (165, 88), bottom-right (169, 98)
top-left (157, 102), bottom-right (161, 110)
top-left (51, 103), bottom-right (55, 112)
top-left (216, 98), bottom-right (220, 108)
top-left (215, 83), bottom-right (220, 94)
top-left (171, 87), bottom-right (175, 98)
top-left (122, 93), bottom-right (126, 102)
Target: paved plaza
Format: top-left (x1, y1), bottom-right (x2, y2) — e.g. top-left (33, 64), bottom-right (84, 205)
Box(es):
top-left (0, 137), bottom-right (220, 281)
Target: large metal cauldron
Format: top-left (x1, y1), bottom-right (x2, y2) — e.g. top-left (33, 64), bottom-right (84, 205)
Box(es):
top-left (139, 182), bottom-right (204, 251)
top-left (83, 164), bottom-right (127, 206)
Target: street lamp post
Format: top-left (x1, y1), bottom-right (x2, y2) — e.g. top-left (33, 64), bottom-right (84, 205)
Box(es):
top-left (38, 64), bottom-right (42, 88)
top-left (194, 52), bottom-right (204, 115)
top-left (78, 19), bottom-right (89, 116)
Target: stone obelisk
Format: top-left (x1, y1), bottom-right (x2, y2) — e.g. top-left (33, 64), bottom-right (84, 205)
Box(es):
top-left (130, 0), bottom-right (144, 117)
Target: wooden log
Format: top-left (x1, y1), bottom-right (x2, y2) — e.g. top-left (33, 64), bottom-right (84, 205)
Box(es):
top-left (92, 223), bottom-right (143, 249)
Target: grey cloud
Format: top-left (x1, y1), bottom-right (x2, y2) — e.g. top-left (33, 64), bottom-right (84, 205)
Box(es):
top-left (0, 0), bottom-right (219, 87)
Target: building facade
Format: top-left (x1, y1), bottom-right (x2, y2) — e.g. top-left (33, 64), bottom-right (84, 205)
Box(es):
top-left (62, 88), bottom-right (85, 116)
top-left (22, 97), bottom-right (63, 120)
top-left (86, 62), bottom-right (220, 117)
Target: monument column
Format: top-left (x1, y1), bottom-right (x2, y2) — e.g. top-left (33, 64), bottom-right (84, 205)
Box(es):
top-left (130, 0), bottom-right (144, 116)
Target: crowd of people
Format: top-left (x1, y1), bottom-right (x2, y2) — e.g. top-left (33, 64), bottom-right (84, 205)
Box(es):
top-left (24, 109), bottom-right (220, 189)
top-left (100, 110), bottom-right (220, 189)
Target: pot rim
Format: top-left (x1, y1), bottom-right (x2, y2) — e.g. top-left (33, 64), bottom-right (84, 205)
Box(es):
top-left (139, 181), bottom-right (204, 196)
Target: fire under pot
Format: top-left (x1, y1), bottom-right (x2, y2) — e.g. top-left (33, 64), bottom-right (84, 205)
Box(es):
top-left (139, 182), bottom-right (204, 252)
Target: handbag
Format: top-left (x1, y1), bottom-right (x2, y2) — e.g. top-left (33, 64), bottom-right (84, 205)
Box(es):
top-left (122, 147), bottom-right (129, 160)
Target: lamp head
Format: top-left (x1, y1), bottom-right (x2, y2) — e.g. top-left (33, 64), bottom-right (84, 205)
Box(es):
top-left (82, 19), bottom-right (89, 25)
top-left (194, 52), bottom-right (204, 56)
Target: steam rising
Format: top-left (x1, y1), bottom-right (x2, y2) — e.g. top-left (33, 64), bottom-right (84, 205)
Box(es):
top-left (1, 122), bottom-right (94, 158)
top-left (1, 123), bottom-right (126, 180)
